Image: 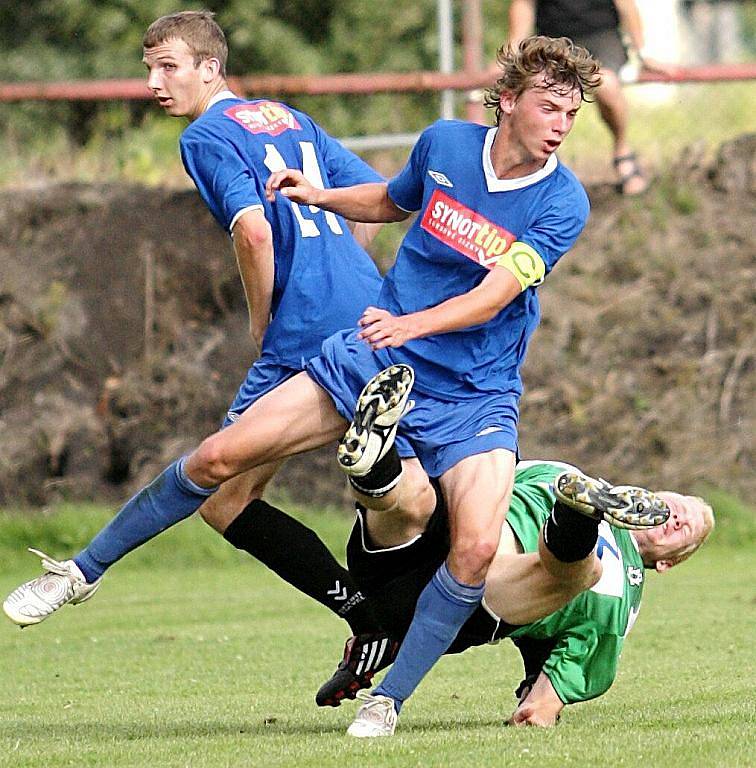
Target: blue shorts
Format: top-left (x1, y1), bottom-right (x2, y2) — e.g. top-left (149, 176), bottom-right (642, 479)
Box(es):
top-left (306, 330), bottom-right (519, 477)
top-left (223, 354), bottom-right (301, 428)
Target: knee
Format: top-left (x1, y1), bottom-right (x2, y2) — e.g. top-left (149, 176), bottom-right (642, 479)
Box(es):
top-left (390, 498), bottom-right (432, 537)
top-left (451, 534), bottom-right (499, 583)
top-left (191, 435), bottom-right (237, 486)
top-left (583, 557), bottom-right (602, 591)
top-left (556, 556), bottom-right (602, 598)
top-left (469, 536), bottom-right (500, 570)
top-left (397, 475), bottom-right (436, 528)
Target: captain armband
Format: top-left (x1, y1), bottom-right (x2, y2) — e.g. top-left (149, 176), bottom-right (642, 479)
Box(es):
top-left (496, 241), bottom-right (546, 291)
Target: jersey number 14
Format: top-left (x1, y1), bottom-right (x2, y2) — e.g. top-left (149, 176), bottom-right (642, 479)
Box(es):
top-left (264, 142), bottom-right (343, 238)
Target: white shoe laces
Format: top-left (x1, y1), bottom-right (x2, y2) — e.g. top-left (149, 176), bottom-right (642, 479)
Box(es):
top-left (28, 548), bottom-right (83, 580)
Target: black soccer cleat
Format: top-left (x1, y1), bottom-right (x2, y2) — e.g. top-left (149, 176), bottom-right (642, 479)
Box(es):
top-left (337, 365), bottom-right (414, 477)
top-left (554, 470), bottom-right (670, 530)
top-left (315, 632), bottom-right (399, 707)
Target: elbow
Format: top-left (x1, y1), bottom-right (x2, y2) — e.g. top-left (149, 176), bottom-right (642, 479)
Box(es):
top-left (485, 306), bottom-right (502, 324)
top-left (232, 214), bottom-right (272, 248)
top-left (387, 206), bottom-right (411, 223)
top-left (239, 226), bottom-right (272, 251)
top-left (479, 300), bottom-right (506, 324)
top-left (381, 191), bottom-right (411, 223)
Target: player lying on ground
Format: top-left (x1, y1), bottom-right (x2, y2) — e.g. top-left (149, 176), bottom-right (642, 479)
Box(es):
top-left (330, 459), bottom-right (713, 733)
top-left (5, 362), bottom-right (700, 736)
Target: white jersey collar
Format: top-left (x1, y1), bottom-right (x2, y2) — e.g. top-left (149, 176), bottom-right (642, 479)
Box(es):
top-left (205, 90), bottom-right (239, 112)
top-left (483, 127), bottom-right (558, 192)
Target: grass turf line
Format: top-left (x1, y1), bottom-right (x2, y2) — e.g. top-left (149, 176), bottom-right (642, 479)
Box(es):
top-left (0, 509), bottom-right (754, 767)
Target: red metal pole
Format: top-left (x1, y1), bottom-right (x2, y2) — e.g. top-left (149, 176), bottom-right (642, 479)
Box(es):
top-left (0, 64), bottom-right (753, 103)
top-left (462, 0), bottom-right (487, 124)
top-left (633, 62), bottom-right (756, 84)
top-left (0, 79), bottom-right (153, 101)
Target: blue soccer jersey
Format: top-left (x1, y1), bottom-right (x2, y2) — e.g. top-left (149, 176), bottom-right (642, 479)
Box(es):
top-left (180, 95), bottom-right (383, 366)
top-left (381, 120), bottom-right (589, 400)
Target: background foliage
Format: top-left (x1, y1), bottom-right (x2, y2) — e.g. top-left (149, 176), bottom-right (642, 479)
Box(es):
top-left (0, 0), bottom-right (506, 148)
top-left (0, 0), bottom-right (513, 81)
top-left (0, 1), bottom-right (754, 187)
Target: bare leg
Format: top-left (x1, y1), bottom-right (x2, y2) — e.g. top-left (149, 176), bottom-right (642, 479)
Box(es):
top-left (357, 453), bottom-right (601, 626)
top-left (194, 383), bottom-right (379, 635)
top-left (595, 68), bottom-right (647, 195)
top-left (186, 372), bottom-right (346, 487)
top-left (359, 459), bottom-right (438, 547)
top-left (595, 68), bottom-right (630, 152)
top-left (483, 533), bottom-right (601, 626)
top-left (442, 449), bottom-right (516, 584)
top-left (200, 461), bottom-right (283, 534)
top-left (369, 450), bottom-right (515, 709)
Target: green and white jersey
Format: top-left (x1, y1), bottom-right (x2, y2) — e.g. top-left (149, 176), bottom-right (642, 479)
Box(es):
top-left (507, 460), bottom-right (646, 704)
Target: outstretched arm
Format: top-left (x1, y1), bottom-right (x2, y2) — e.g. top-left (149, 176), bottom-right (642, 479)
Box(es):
top-left (266, 169), bottom-right (409, 223)
top-left (509, 623), bottom-right (622, 725)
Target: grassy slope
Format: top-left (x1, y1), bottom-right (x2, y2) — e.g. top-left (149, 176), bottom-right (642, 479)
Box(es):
top-left (0, 506), bottom-right (754, 767)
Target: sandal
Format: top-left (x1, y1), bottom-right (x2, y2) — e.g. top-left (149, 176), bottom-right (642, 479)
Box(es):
top-left (613, 152), bottom-right (648, 196)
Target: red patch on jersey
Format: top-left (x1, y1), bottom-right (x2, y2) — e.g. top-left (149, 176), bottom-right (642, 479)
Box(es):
top-left (224, 101), bottom-right (301, 136)
top-left (420, 189), bottom-right (516, 269)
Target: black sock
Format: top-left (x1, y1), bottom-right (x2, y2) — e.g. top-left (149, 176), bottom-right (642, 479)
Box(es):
top-left (543, 501), bottom-right (600, 563)
top-left (223, 499), bottom-right (381, 635)
top-left (349, 445), bottom-right (402, 498)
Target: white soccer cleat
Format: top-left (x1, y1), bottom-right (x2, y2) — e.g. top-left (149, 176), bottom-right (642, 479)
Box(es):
top-left (337, 364), bottom-right (414, 477)
top-left (2, 548), bottom-right (101, 627)
top-left (346, 691), bottom-right (398, 738)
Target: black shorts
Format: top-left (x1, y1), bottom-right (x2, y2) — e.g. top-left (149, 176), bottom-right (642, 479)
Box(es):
top-left (569, 28), bottom-right (628, 73)
top-left (346, 480), bottom-right (520, 653)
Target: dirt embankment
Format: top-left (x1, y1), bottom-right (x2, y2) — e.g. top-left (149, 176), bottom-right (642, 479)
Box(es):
top-left (0, 135), bottom-right (753, 509)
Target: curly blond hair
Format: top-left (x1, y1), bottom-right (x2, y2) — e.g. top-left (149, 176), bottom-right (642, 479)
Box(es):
top-left (484, 36), bottom-right (601, 124)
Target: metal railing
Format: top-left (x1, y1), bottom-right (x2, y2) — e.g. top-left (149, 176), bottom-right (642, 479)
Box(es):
top-left (1, 62), bottom-right (753, 103)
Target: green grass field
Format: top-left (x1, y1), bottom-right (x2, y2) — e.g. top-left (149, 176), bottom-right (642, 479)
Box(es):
top-left (0, 506), bottom-right (754, 768)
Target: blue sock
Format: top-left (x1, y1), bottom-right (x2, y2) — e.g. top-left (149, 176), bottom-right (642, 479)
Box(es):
top-left (373, 562), bottom-right (484, 710)
top-left (74, 458), bottom-right (217, 582)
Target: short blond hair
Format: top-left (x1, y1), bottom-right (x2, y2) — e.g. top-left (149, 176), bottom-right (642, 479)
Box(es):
top-left (144, 11), bottom-right (228, 76)
top-left (484, 36), bottom-right (601, 124)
